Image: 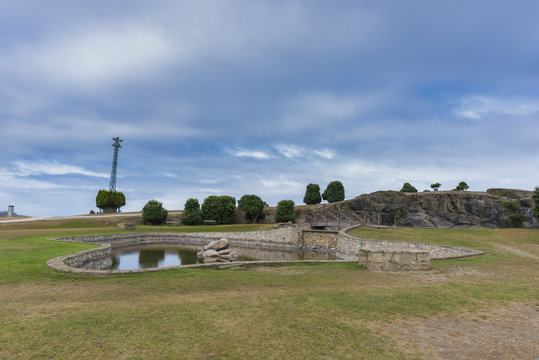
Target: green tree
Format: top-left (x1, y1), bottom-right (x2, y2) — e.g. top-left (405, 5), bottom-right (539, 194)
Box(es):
top-left (201, 195), bottom-right (236, 224)
top-left (454, 181), bottom-right (469, 191)
top-left (430, 183), bottom-right (441, 191)
top-left (322, 181), bottom-right (345, 203)
top-left (142, 200), bottom-right (168, 225)
top-left (275, 200), bottom-right (295, 223)
top-left (238, 194), bottom-right (267, 223)
top-left (95, 189), bottom-right (126, 213)
top-left (303, 183), bottom-right (322, 205)
top-left (531, 187), bottom-right (539, 222)
top-left (400, 182), bottom-right (418, 193)
top-left (181, 198), bottom-right (202, 225)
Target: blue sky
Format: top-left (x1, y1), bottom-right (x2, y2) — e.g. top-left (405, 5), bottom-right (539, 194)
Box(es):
top-left (1, 1), bottom-right (539, 216)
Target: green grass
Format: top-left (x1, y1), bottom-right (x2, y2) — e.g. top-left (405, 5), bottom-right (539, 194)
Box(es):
top-left (0, 222), bottom-right (538, 359)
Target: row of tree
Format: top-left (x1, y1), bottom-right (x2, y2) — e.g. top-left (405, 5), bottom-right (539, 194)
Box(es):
top-left (303, 181), bottom-right (345, 204)
top-left (400, 181), bottom-right (470, 193)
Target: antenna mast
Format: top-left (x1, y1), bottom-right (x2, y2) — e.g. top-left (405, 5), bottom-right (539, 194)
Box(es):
top-left (109, 137), bottom-right (123, 191)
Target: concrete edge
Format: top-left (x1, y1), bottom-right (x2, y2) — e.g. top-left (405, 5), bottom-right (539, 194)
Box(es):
top-left (338, 225), bottom-right (485, 260)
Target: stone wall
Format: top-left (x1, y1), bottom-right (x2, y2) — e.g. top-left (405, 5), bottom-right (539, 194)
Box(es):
top-left (358, 248), bottom-right (430, 271)
top-left (337, 226), bottom-right (484, 261)
top-left (301, 230), bottom-right (339, 250)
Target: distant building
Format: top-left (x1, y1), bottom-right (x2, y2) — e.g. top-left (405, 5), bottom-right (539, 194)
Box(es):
top-left (0, 205), bottom-right (19, 217)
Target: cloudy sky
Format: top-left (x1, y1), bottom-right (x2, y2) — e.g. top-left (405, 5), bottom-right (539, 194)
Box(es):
top-left (1, 1), bottom-right (538, 216)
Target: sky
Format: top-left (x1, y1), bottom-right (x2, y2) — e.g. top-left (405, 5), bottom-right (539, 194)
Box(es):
top-left (1, 1), bottom-right (539, 216)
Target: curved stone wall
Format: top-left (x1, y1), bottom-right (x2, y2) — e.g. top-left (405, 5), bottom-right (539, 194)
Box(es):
top-left (337, 226), bottom-right (484, 261)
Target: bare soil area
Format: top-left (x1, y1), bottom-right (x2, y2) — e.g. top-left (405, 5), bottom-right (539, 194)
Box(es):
top-left (383, 302), bottom-right (539, 360)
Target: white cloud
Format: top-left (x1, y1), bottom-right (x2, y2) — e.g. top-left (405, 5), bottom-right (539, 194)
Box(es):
top-left (313, 148), bottom-right (335, 159)
top-left (275, 144), bottom-right (304, 158)
top-left (13, 161), bottom-right (109, 178)
top-left (455, 95), bottom-right (539, 119)
top-left (4, 25), bottom-right (176, 89)
top-left (228, 148), bottom-right (272, 160)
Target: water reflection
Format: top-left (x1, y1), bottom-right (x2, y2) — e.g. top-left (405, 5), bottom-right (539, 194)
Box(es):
top-left (110, 246), bottom-right (202, 270)
top-left (86, 244), bottom-right (337, 271)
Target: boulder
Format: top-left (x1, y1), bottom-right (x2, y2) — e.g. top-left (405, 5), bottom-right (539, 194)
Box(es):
top-left (202, 249), bottom-right (219, 258)
top-left (204, 238), bottom-right (230, 251)
top-left (218, 248), bottom-right (231, 255)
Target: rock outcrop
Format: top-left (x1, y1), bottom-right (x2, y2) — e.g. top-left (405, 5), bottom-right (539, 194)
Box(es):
top-left (197, 238), bottom-right (240, 262)
top-left (301, 188), bottom-right (538, 229)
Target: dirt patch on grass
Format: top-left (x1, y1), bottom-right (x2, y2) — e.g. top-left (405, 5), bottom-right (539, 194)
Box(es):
top-left (493, 244), bottom-right (539, 260)
top-left (383, 302), bottom-right (539, 360)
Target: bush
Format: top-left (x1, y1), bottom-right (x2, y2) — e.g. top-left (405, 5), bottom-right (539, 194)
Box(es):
top-left (95, 189), bottom-right (126, 213)
top-left (201, 195), bottom-right (236, 224)
top-left (238, 194), bottom-right (267, 223)
top-left (322, 181), bottom-right (345, 203)
top-left (454, 181), bottom-right (469, 191)
top-left (275, 200), bottom-right (295, 223)
top-left (430, 183), bottom-right (441, 191)
top-left (400, 182), bottom-right (418, 193)
top-left (532, 187), bottom-right (539, 222)
top-left (142, 200), bottom-right (168, 225)
top-left (509, 213), bottom-right (524, 228)
top-left (303, 183), bottom-right (322, 205)
top-left (502, 200), bottom-right (520, 212)
top-left (181, 198), bottom-right (202, 225)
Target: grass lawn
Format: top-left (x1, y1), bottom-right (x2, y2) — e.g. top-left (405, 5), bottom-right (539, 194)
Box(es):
top-left (1, 222), bottom-right (538, 359)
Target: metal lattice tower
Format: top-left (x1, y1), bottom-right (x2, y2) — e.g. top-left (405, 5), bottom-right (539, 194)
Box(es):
top-left (109, 137), bottom-right (123, 191)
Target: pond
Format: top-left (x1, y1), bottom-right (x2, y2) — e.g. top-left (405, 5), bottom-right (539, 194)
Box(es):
top-left (85, 244), bottom-right (338, 270)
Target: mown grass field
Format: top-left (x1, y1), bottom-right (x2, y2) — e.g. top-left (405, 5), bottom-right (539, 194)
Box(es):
top-left (1, 220), bottom-right (538, 359)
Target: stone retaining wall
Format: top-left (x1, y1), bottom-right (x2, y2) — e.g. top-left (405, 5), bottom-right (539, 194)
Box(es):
top-left (358, 248), bottom-right (431, 271)
top-left (337, 226), bottom-right (484, 261)
top-left (301, 230), bottom-right (339, 250)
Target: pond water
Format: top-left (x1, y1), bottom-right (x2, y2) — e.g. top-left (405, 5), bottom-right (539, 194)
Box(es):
top-left (88, 244), bottom-right (338, 271)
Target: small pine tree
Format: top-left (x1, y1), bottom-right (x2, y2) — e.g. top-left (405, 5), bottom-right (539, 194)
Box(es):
top-left (303, 183), bottom-right (322, 205)
top-left (400, 182), bottom-right (418, 193)
top-left (181, 198), bottom-right (202, 225)
top-left (275, 200), bottom-right (295, 223)
top-left (95, 189), bottom-right (126, 213)
top-left (454, 181), bottom-right (469, 191)
top-left (322, 181), bottom-right (345, 203)
top-left (142, 200), bottom-right (168, 225)
top-left (430, 183), bottom-right (441, 191)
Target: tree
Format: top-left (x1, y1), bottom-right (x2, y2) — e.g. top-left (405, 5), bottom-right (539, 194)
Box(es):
top-left (322, 181), bottom-right (345, 203)
top-left (181, 198), bottom-right (202, 225)
top-left (400, 182), bottom-right (418, 193)
top-left (532, 187), bottom-right (539, 222)
top-left (142, 200), bottom-right (168, 225)
top-left (454, 181), bottom-right (469, 191)
top-left (238, 194), bottom-right (267, 223)
top-left (430, 183), bottom-right (441, 191)
top-left (275, 200), bottom-right (295, 223)
top-left (201, 195), bottom-right (236, 224)
top-left (303, 183), bottom-right (322, 205)
top-left (95, 189), bottom-right (126, 213)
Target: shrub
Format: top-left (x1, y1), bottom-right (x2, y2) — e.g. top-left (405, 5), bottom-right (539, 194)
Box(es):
top-left (430, 183), bottom-right (441, 191)
top-left (201, 195), bottom-right (236, 224)
top-left (509, 213), bottom-right (524, 228)
top-left (275, 200), bottom-right (295, 223)
top-left (95, 189), bottom-right (126, 213)
top-left (502, 200), bottom-right (520, 212)
top-left (532, 187), bottom-right (539, 222)
top-left (322, 181), bottom-right (345, 203)
top-left (142, 200), bottom-right (168, 225)
top-left (303, 183), bottom-right (322, 205)
top-left (181, 198), bottom-right (202, 225)
top-left (400, 182), bottom-right (418, 193)
top-left (454, 181), bottom-right (469, 191)
top-left (238, 194), bottom-right (267, 223)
